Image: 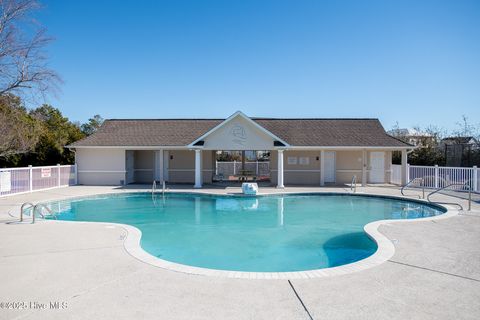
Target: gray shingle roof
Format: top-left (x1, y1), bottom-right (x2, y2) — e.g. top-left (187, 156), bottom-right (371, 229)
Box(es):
top-left (69, 118), bottom-right (411, 148)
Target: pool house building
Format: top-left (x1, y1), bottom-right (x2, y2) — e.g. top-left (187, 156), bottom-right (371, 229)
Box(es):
top-left (68, 111), bottom-right (412, 188)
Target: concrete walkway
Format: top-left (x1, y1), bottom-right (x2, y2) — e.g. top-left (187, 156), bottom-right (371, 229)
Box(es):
top-left (0, 186), bottom-right (479, 320)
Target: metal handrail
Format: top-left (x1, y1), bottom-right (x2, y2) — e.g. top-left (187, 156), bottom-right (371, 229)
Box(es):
top-left (152, 180), bottom-right (157, 198)
top-left (32, 204), bottom-right (53, 224)
top-left (20, 202), bottom-right (35, 222)
top-left (350, 175), bottom-right (357, 193)
top-left (401, 178), bottom-right (424, 199)
top-left (427, 183), bottom-right (471, 211)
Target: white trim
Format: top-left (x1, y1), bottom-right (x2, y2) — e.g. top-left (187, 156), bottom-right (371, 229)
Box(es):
top-left (187, 111), bottom-right (290, 148)
top-left (78, 170), bottom-right (127, 173)
top-left (336, 169), bottom-right (362, 173)
top-left (69, 145), bottom-right (412, 150)
top-left (168, 169), bottom-right (214, 172)
top-left (0, 165), bottom-right (73, 171)
top-left (287, 146), bottom-right (413, 150)
top-left (271, 169), bottom-right (320, 172)
top-left (67, 145), bottom-right (188, 150)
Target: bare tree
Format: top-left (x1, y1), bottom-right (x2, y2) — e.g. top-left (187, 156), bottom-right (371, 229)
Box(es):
top-left (0, 0), bottom-right (59, 99)
top-left (453, 115), bottom-right (479, 139)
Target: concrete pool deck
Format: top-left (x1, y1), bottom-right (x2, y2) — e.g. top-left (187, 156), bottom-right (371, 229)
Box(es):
top-left (0, 185), bottom-right (479, 320)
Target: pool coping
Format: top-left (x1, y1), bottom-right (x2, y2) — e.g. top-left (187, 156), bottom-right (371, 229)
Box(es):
top-left (9, 190), bottom-right (459, 280)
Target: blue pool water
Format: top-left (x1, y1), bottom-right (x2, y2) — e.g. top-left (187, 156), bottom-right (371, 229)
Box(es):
top-left (48, 193), bottom-right (445, 272)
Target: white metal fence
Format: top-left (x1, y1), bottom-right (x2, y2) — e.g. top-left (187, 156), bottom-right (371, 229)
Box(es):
top-left (215, 161), bottom-right (270, 177)
top-left (391, 164), bottom-right (479, 193)
top-left (0, 164), bottom-right (77, 197)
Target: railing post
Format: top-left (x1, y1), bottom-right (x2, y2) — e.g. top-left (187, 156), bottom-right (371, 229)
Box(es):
top-left (256, 161), bottom-right (259, 175)
top-left (57, 164), bottom-right (61, 187)
top-left (233, 160), bottom-right (236, 175)
top-left (472, 166), bottom-right (478, 192)
top-left (434, 165), bottom-right (439, 188)
top-left (28, 165), bottom-right (33, 192)
top-left (74, 163), bottom-right (78, 185)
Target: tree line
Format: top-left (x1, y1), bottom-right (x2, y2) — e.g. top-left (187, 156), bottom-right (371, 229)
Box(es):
top-left (0, 94), bottom-right (103, 167)
top-left (390, 116), bottom-right (480, 167)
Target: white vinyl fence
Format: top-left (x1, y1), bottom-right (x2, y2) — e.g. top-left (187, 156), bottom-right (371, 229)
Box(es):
top-left (0, 164), bottom-right (77, 197)
top-left (215, 161), bottom-right (270, 177)
top-left (391, 164), bottom-right (479, 193)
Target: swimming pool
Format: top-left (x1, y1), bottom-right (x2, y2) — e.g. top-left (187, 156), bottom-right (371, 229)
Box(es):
top-left (46, 193), bottom-right (445, 272)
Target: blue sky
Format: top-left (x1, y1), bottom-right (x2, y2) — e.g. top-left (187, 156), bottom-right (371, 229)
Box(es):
top-left (39, 0), bottom-right (479, 131)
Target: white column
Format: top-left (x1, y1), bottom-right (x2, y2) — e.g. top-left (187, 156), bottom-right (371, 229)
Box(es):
top-left (155, 150), bottom-right (164, 182)
top-left (362, 150), bottom-right (367, 187)
top-left (194, 149), bottom-right (202, 188)
top-left (73, 163), bottom-right (78, 185)
top-left (277, 149), bottom-right (284, 188)
top-left (401, 149), bottom-right (408, 186)
top-left (320, 150), bottom-right (325, 186)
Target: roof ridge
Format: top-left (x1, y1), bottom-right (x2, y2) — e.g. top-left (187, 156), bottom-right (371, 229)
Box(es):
top-left (104, 118), bottom-right (380, 121)
top-left (105, 118), bottom-right (224, 121)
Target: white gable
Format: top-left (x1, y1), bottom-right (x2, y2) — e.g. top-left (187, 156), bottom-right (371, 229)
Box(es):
top-left (203, 114), bottom-right (275, 150)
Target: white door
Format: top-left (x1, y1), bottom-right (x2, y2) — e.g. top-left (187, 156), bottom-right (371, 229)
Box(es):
top-left (324, 151), bottom-right (336, 183)
top-left (369, 152), bottom-right (385, 183)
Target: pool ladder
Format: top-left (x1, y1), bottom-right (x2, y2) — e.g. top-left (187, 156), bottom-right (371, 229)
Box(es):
top-left (152, 180), bottom-right (166, 197)
top-left (20, 203), bottom-right (55, 224)
top-left (350, 175), bottom-right (357, 193)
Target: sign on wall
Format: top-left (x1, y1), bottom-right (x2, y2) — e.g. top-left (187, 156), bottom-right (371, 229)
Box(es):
top-left (41, 168), bottom-right (51, 178)
top-left (287, 157), bottom-right (298, 165)
top-left (299, 157), bottom-right (310, 165)
top-left (230, 123), bottom-right (247, 146)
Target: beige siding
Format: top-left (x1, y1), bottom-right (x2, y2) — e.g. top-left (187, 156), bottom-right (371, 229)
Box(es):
top-left (168, 150), bottom-right (194, 183)
top-left (202, 151), bottom-right (214, 184)
top-left (76, 148), bottom-right (395, 186)
top-left (168, 150), bottom-right (214, 184)
top-left (271, 150), bottom-right (320, 185)
top-left (271, 149), bottom-right (393, 186)
top-left (134, 150), bottom-right (154, 183)
top-left (335, 150), bottom-right (363, 184)
top-left (76, 148), bottom-right (126, 185)
top-left (203, 114), bottom-right (274, 150)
